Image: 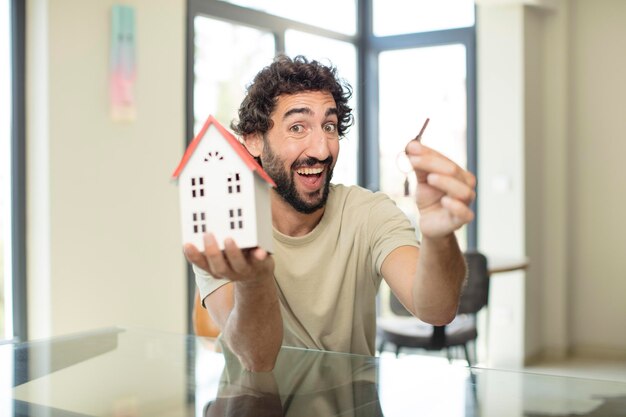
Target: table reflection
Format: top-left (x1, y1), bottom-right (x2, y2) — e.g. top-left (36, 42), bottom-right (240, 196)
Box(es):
top-left (4, 328), bottom-right (626, 417)
top-left (203, 343), bottom-right (383, 416)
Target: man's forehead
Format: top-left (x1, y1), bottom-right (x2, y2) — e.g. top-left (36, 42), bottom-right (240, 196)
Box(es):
top-left (274, 91), bottom-right (337, 116)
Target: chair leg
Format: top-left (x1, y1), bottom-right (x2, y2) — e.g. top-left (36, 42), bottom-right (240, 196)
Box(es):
top-left (395, 345), bottom-right (401, 358)
top-left (378, 341), bottom-right (385, 354)
top-left (446, 347), bottom-right (453, 363)
top-left (463, 343), bottom-right (472, 366)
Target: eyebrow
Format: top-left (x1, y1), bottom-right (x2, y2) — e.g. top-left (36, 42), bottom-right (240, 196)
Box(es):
top-left (325, 108), bottom-right (338, 118)
top-left (282, 107), bottom-right (339, 120)
top-left (283, 107), bottom-right (311, 120)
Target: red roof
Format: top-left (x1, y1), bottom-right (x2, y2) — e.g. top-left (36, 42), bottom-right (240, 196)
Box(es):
top-left (172, 115), bottom-right (276, 187)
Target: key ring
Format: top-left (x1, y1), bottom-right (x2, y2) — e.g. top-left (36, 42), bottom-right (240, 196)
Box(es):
top-left (396, 118), bottom-right (430, 196)
top-left (396, 150), bottom-right (413, 175)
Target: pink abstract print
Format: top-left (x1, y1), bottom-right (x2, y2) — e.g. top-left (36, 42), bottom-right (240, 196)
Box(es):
top-left (110, 5), bottom-right (136, 121)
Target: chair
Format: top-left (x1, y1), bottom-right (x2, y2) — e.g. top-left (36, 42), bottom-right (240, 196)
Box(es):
top-left (377, 251), bottom-right (489, 365)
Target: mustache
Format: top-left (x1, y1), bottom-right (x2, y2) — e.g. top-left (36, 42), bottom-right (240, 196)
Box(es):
top-left (292, 156), bottom-right (333, 170)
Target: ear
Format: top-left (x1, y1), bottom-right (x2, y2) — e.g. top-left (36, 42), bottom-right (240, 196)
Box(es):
top-left (242, 133), bottom-right (263, 158)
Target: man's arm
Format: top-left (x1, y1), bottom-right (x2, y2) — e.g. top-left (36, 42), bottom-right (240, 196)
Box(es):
top-left (382, 139), bottom-right (475, 324)
top-left (184, 234), bottom-right (283, 372)
top-left (382, 237), bottom-right (466, 325)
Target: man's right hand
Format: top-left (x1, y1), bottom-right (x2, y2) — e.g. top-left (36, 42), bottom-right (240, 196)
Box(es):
top-left (183, 233), bottom-right (274, 285)
top-left (183, 233), bottom-right (282, 372)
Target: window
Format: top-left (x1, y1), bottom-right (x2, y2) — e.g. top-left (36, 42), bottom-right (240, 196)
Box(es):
top-left (187, 0), bottom-right (476, 343)
top-left (192, 212), bottom-right (207, 234)
top-left (217, 0), bottom-right (356, 35)
top-left (191, 177), bottom-right (205, 198)
top-left (368, 2), bottom-right (477, 250)
top-left (227, 173), bottom-right (241, 194)
top-left (193, 15), bottom-right (275, 135)
top-left (186, 1), bottom-right (476, 266)
top-left (203, 150), bottom-right (224, 162)
top-left (379, 44), bottom-right (471, 249)
top-left (189, 1), bottom-right (360, 186)
top-left (373, 0), bottom-right (474, 36)
top-left (228, 208), bottom-right (243, 230)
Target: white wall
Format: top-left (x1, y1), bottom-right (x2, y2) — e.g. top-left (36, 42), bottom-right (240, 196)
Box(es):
top-left (567, 0), bottom-right (626, 358)
top-left (26, 0), bottom-right (187, 338)
top-left (478, 0), bottom-right (626, 365)
top-left (477, 3), bottom-right (527, 367)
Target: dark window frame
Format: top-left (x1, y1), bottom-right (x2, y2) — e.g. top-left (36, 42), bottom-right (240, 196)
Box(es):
top-left (10, 0), bottom-right (27, 342)
top-left (185, 0), bottom-right (477, 331)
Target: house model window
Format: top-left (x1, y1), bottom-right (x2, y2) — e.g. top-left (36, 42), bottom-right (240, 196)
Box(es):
top-left (172, 115), bottom-right (275, 252)
top-left (229, 208), bottom-right (244, 230)
top-left (192, 212), bottom-right (207, 234)
top-left (191, 177), bottom-right (205, 198)
top-left (204, 150), bottom-right (224, 162)
top-left (227, 173), bottom-right (242, 194)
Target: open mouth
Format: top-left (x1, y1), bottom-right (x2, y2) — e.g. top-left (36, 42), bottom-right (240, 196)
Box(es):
top-left (295, 166), bottom-right (325, 189)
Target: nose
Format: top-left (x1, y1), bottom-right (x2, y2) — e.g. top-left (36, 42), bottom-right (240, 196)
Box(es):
top-left (305, 128), bottom-right (332, 161)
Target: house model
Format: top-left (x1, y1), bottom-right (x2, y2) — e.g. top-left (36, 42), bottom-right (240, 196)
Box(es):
top-left (172, 115), bottom-right (275, 252)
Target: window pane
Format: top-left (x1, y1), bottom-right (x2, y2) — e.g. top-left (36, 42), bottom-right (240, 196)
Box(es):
top-left (285, 30), bottom-right (358, 186)
top-left (374, 0), bottom-right (474, 36)
top-left (0, 0), bottom-right (12, 340)
top-left (219, 0), bottom-right (356, 35)
top-left (378, 45), bottom-right (467, 248)
top-left (194, 16), bottom-right (275, 133)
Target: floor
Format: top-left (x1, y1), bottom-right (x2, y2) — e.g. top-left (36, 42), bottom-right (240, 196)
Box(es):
top-left (379, 345), bottom-right (626, 383)
top-left (525, 356), bottom-right (626, 383)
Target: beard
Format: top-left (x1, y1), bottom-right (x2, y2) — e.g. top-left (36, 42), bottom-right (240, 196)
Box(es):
top-left (260, 140), bottom-right (334, 214)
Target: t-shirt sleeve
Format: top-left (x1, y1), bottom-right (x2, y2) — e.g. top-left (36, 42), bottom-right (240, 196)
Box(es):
top-left (193, 264), bottom-right (232, 308)
top-left (367, 192), bottom-right (420, 277)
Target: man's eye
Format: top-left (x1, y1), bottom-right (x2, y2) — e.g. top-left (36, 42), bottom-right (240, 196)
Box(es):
top-left (290, 124), bottom-right (304, 133)
top-left (324, 123), bottom-right (337, 133)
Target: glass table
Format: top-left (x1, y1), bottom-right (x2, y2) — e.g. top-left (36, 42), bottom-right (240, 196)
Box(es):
top-left (2, 327), bottom-right (625, 416)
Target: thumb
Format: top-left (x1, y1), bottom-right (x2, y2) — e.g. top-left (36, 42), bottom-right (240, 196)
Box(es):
top-left (250, 247), bottom-right (268, 262)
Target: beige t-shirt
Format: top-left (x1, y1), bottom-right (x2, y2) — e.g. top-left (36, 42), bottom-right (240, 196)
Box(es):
top-left (194, 184), bottom-right (419, 356)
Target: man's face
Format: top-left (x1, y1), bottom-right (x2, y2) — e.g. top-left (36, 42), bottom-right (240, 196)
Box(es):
top-left (252, 91), bottom-right (340, 214)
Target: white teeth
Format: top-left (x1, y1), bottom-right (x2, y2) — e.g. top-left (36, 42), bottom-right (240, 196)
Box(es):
top-left (296, 167), bottom-right (324, 175)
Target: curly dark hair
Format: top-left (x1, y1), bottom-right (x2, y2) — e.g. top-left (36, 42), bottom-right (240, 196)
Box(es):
top-left (231, 55), bottom-right (354, 138)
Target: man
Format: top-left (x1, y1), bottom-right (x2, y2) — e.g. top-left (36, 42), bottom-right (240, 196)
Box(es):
top-left (184, 55), bottom-right (476, 372)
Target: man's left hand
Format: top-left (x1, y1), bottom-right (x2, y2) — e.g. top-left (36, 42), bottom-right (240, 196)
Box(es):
top-left (405, 140), bottom-right (476, 239)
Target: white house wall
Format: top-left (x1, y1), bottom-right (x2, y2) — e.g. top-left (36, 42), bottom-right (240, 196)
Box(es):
top-left (178, 126), bottom-right (260, 251)
top-left (253, 176), bottom-right (274, 253)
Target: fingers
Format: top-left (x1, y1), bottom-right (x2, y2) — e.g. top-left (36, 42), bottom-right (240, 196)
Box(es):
top-left (223, 238), bottom-right (250, 275)
top-left (183, 243), bottom-right (210, 272)
top-left (407, 153), bottom-right (460, 179)
top-left (441, 195), bottom-right (475, 224)
top-left (406, 141), bottom-right (463, 176)
top-left (250, 247), bottom-right (268, 261)
top-left (184, 233), bottom-right (273, 282)
top-left (201, 234), bottom-right (230, 279)
top-left (426, 173), bottom-right (476, 205)
top-left (406, 140), bottom-right (476, 235)
top-left (406, 140), bottom-right (476, 197)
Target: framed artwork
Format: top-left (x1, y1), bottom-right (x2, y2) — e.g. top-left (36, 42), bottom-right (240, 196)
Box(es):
top-left (110, 5), bottom-right (136, 121)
